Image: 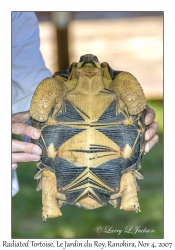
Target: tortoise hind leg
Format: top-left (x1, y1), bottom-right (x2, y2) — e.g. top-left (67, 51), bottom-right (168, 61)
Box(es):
top-left (35, 168), bottom-right (63, 221)
top-left (30, 77), bottom-right (68, 122)
top-left (110, 170), bottom-right (144, 213)
top-left (111, 72), bottom-right (146, 115)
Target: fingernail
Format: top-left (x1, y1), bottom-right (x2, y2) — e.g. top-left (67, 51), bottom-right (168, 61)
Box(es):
top-left (12, 163), bottom-right (18, 170)
top-left (145, 130), bottom-right (151, 141)
top-left (32, 129), bottom-right (40, 139)
top-left (31, 155), bottom-right (40, 161)
top-left (145, 133), bottom-right (149, 141)
top-left (144, 144), bottom-right (149, 153)
top-left (33, 146), bottom-right (42, 155)
top-left (145, 117), bottom-right (150, 125)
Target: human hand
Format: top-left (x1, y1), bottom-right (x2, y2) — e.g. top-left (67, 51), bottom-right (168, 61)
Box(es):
top-left (144, 105), bottom-right (159, 153)
top-left (12, 111), bottom-right (42, 170)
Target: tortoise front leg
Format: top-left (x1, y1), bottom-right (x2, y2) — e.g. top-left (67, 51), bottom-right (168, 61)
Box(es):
top-left (36, 169), bottom-right (64, 221)
top-left (30, 77), bottom-right (68, 122)
top-left (110, 170), bottom-right (144, 213)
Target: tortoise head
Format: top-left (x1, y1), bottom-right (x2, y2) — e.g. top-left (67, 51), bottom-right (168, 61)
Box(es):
top-left (77, 54), bottom-right (101, 69)
top-left (76, 54), bottom-right (102, 78)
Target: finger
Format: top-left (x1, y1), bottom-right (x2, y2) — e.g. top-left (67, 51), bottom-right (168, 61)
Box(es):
top-left (12, 139), bottom-right (42, 155)
top-left (12, 110), bottom-right (30, 124)
top-left (145, 105), bottom-right (156, 125)
top-left (12, 163), bottom-right (18, 170)
top-left (145, 122), bottom-right (159, 141)
top-left (144, 134), bottom-right (159, 153)
top-left (146, 105), bottom-right (155, 116)
top-left (12, 123), bottom-right (40, 139)
top-left (12, 152), bottom-right (41, 163)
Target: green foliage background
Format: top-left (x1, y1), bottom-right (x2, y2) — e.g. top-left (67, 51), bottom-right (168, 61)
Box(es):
top-left (12, 100), bottom-right (163, 239)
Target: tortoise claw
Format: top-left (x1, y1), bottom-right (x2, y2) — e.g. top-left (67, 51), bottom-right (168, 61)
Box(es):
top-left (42, 215), bottom-right (48, 221)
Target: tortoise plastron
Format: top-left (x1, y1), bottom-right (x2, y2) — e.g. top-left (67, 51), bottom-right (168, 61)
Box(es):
top-left (30, 54), bottom-right (146, 220)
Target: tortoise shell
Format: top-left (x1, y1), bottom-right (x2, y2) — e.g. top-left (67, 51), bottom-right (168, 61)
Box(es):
top-left (30, 54), bottom-right (146, 221)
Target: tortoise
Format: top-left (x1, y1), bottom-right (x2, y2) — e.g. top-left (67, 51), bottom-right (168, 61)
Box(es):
top-left (30, 54), bottom-right (146, 221)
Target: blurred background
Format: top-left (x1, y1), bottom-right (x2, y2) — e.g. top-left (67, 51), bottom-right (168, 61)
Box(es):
top-left (12, 11), bottom-right (163, 239)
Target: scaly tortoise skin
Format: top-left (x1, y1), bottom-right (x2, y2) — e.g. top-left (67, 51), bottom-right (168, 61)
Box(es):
top-left (30, 54), bottom-right (146, 221)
